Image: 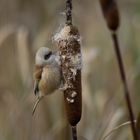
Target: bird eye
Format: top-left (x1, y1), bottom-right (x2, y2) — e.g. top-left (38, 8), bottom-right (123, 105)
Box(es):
top-left (44, 52), bottom-right (52, 60)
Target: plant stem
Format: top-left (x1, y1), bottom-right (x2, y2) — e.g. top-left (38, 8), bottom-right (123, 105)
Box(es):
top-left (72, 126), bottom-right (77, 140)
top-left (111, 32), bottom-right (138, 140)
top-left (66, 0), bottom-right (72, 25)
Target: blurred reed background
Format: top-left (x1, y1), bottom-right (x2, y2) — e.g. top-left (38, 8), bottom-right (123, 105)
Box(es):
top-left (0, 0), bottom-right (140, 140)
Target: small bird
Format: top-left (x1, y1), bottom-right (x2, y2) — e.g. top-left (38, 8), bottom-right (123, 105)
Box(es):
top-left (32, 47), bottom-right (62, 115)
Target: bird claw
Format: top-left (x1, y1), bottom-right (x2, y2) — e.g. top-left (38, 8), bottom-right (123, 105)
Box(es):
top-left (59, 83), bottom-right (68, 91)
top-left (34, 81), bottom-right (39, 95)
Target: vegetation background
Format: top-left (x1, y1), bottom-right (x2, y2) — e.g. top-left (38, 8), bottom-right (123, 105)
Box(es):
top-left (0, 0), bottom-right (139, 140)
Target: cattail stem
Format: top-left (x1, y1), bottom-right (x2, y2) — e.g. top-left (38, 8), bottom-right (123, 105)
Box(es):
top-left (99, 0), bottom-right (137, 139)
top-left (54, 1), bottom-right (81, 140)
top-left (136, 112), bottom-right (140, 139)
top-left (111, 32), bottom-right (137, 140)
top-left (66, 0), bottom-right (72, 25)
top-left (72, 126), bottom-right (77, 140)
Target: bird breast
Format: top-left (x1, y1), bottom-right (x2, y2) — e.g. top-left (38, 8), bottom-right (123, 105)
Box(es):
top-left (39, 66), bottom-right (61, 96)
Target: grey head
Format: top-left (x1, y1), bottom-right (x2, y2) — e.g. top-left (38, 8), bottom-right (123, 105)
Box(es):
top-left (35, 47), bottom-right (58, 66)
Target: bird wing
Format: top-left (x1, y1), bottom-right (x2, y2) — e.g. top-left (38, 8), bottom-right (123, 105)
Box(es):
top-left (33, 65), bottom-right (43, 95)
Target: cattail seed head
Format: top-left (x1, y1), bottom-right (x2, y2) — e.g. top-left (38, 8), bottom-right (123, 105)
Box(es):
top-left (54, 25), bottom-right (82, 126)
top-left (100, 0), bottom-right (120, 31)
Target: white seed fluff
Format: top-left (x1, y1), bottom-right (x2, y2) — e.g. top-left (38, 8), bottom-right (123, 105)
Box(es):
top-left (71, 91), bottom-right (77, 98)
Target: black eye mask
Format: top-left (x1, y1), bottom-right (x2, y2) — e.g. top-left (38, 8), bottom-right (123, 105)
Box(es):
top-left (44, 51), bottom-right (52, 60)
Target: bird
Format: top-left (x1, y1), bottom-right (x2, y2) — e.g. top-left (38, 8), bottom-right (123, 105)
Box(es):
top-left (32, 47), bottom-right (62, 115)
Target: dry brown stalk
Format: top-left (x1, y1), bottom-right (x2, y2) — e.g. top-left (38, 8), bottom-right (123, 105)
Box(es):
top-left (99, 0), bottom-right (138, 140)
top-left (136, 112), bottom-right (140, 140)
top-left (54, 1), bottom-right (82, 140)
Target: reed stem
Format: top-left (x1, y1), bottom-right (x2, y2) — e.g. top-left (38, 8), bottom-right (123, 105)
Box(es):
top-left (66, 0), bottom-right (72, 25)
top-left (72, 126), bottom-right (77, 140)
top-left (111, 32), bottom-right (137, 140)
